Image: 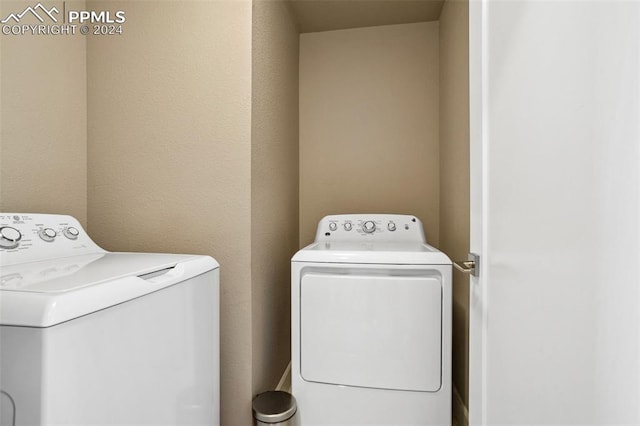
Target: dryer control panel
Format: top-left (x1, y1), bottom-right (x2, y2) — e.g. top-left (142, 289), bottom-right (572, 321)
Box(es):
top-left (0, 213), bottom-right (104, 266)
top-left (314, 214), bottom-right (426, 243)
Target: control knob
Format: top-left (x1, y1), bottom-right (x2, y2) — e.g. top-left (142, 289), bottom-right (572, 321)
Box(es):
top-left (362, 221), bottom-right (376, 234)
top-left (388, 221), bottom-right (396, 231)
top-left (63, 227), bottom-right (80, 240)
top-left (38, 228), bottom-right (57, 242)
top-left (343, 222), bottom-right (352, 231)
top-left (0, 226), bottom-right (22, 249)
top-left (329, 222), bottom-right (337, 231)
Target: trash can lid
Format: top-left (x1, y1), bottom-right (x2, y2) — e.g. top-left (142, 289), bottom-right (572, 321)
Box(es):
top-left (252, 391), bottom-right (297, 423)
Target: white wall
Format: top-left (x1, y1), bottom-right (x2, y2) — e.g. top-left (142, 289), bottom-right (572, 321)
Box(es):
top-left (470, 1), bottom-right (640, 424)
top-left (299, 22), bottom-right (440, 246)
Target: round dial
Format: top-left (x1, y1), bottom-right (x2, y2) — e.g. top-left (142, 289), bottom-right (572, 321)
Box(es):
top-left (63, 227), bottom-right (80, 240)
top-left (343, 222), bottom-right (353, 231)
top-left (362, 220), bottom-right (376, 233)
top-left (0, 226), bottom-right (22, 249)
top-left (388, 221), bottom-right (397, 231)
top-left (329, 222), bottom-right (337, 231)
top-left (39, 228), bottom-right (57, 242)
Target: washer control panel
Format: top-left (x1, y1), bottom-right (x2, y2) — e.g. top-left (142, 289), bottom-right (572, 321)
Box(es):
top-left (0, 213), bottom-right (104, 266)
top-left (314, 214), bottom-right (426, 243)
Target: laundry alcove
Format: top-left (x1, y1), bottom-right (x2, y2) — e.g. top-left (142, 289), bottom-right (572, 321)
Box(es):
top-left (1, 0), bottom-right (470, 423)
top-left (261, 0), bottom-right (471, 423)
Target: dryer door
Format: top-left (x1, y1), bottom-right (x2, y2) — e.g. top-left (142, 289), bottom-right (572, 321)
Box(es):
top-left (300, 271), bottom-right (442, 392)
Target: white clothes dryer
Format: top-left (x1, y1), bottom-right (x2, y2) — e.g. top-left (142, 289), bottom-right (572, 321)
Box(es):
top-left (0, 213), bottom-right (219, 426)
top-left (292, 214), bottom-right (451, 426)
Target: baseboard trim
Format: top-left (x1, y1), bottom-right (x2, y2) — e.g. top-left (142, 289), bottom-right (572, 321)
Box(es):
top-left (453, 385), bottom-right (469, 426)
top-left (276, 361), bottom-right (292, 392)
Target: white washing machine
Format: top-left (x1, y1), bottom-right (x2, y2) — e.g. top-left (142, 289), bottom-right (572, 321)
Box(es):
top-left (0, 213), bottom-right (219, 426)
top-left (292, 214), bottom-right (451, 425)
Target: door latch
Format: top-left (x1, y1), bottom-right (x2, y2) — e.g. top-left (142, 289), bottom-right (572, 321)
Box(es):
top-left (453, 253), bottom-right (480, 277)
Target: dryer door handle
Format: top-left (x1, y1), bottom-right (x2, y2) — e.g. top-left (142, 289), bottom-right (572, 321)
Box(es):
top-left (453, 253), bottom-right (480, 277)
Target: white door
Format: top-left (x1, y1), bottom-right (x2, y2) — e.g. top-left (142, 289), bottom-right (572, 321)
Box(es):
top-left (300, 271), bottom-right (443, 392)
top-left (469, 1), bottom-right (640, 424)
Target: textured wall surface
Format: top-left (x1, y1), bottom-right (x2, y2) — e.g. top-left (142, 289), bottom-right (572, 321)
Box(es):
top-left (2, 1), bottom-right (475, 422)
top-left (0, 0), bottom-right (87, 225)
top-left (86, 1), bottom-right (253, 423)
top-left (299, 22), bottom-right (440, 246)
top-left (251, 0), bottom-right (299, 394)
top-left (439, 0), bottom-right (470, 410)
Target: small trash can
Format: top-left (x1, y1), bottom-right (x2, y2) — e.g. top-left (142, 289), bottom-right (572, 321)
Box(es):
top-left (252, 391), bottom-right (299, 426)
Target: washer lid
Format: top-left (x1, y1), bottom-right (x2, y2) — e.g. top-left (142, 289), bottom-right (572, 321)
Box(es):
top-left (0, 252), bottom-right (219, 327)
top-left (292, 241), bottom-right (451, 265)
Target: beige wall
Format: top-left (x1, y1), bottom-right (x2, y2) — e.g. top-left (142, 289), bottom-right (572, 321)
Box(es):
top-left (86, 1), bottom-right (253, 424)
top-left (299, 22), bottom-right (440, 246)
top-left (439, 0), bottom-right (470, 411)
top-left (2, 1), bottom-right (471, 420)
top-left (251, 0), bottom-right (299, 393)
top-left (0, 1), bottom-right (87, 225)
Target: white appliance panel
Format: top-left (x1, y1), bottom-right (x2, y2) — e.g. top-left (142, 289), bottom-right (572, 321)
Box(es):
top-left (0, 213), bottom-right (220, 426)
top-left (300, 271), bottom-right (442, 392)
top-left (0, 255), bottom-right (216, 327)
top-left (313, 214), bottom-right (426, 243)
top-left (293, 380), bottom-right (446, 426)
top-left (292, 215), bottom-right (451, 425)
top-left (0, 271), bottom-right (219, 426)
top-left (0, 213), bottom-right (103, 266)
top-left (1, 252), bottom-right (199, 293)
top-left (293, 241), bottom-right (450, 265)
